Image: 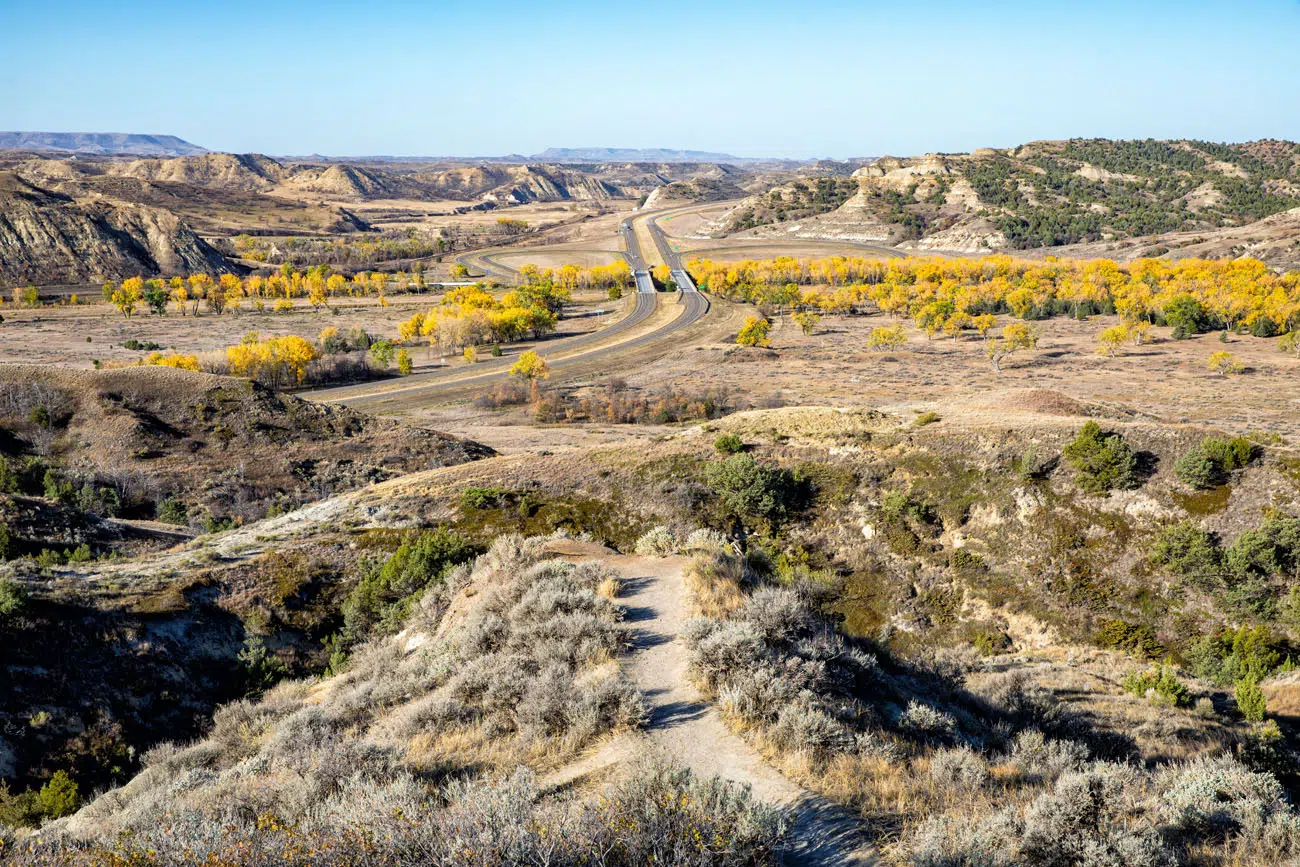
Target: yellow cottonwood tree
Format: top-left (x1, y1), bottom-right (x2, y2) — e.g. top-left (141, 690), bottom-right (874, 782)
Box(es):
top-left (510, 350), bottom-right (549, 381)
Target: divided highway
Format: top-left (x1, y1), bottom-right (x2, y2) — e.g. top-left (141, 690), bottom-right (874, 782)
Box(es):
top-left (646, 215), bottom-right (701, 295)
top-left (619, 219), bottom-right (657, 295)
top-left (635, 211), bottom-right (710, 323)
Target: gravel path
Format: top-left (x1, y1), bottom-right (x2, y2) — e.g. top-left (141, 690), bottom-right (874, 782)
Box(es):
top-left (544, 548), bottom-right (876, 866)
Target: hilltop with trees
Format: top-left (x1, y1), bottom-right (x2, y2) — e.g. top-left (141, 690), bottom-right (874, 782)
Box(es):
top-left (703, 138), bottom-right (1300, 269)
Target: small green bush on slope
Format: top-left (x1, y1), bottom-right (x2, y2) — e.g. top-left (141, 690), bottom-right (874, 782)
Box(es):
top-left (340, 528), bottom-right (478, 641)
top-left (1174, 435), bottom-right (1255, 489)
top-left (1062, 421), bottom-right (1138, 494)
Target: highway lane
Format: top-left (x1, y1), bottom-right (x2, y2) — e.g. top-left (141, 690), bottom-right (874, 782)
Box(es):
top-left (645, 217), bottom-right (703, 294)
top-left (618, 219), bottom-right (657, 294)
top-left (626, 207), bottom-right (710, 325)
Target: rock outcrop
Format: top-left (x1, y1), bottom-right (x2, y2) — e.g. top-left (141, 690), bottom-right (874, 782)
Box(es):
top-left (0, 172), bottom-right (231, 283)
top-left (111, 153), bottom-right (283, 191)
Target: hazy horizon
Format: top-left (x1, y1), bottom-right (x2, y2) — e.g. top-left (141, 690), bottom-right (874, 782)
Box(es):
top-left (3, 0), bottom-right (1299, 159)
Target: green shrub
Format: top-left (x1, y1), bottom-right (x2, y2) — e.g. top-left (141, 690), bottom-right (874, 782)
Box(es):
top-left (1250, 316), bottom-right (1279, 338)
top-left (1173, 448), bottom-right (1218, 490)
top-left (1222, 574), bottom-right (1278, 620)
top-left (204, 514), bottom-right (235, 534)
top-left (703, 454), bottom-right (797, 526)
top-left (0, 523), bottom-right (10, 560)
top-left (35, 771), bottom-right (78, 820)
top-left (1122, 664), bottom-right (1190, 707)
top-left (1187, 625), bottom-right (1281, 685)
top-left (713, 433), bottom-right (745, 455)
top-left (341, 528), bottom-right (477, 641)
top-left (880, 490), bottom-right (938, 526)
top-left (76, 483), bottom-right (121, 517)
top-left (42, 469), bottom-right (75, 504)
top-left (0, 456), bottom-right (16, 494)
top-left (1280, 586), bottom-right (1300, 628)
top-left (1013, 446), bottom-right (1055, 481)
top-left (949, 549), bottom-right (986, 573)
top-left (0, 782), bottom-right (39, 827)
top-left (882, 523), bottom-right (922, 556)
top-left (1226, 516), bottom-right (1300, 580)
top-left (1203, 435), bottom-right (1256, 470)
top-left (460, 486), bottom-right (510, 509)
top-left (1164, 294), bottom-right (1215, 339)
top-left (0, 578), bottom-right (26, 617)
top-left (972, 630), bottom-right (1010, 656)
top-left (238, 635), bottom-right (287, 698)
top-left (1235, 677), bottom-right (1267, 722)
top-left (1096, 618), bottom-right (1164, 658)
top-left (368, 339), bottom-right (395, 369)
top-left (1149, 521), bottom-right (1222, 587)
top-left (1062, 421), bottom-right (1138, 494)
top-left (156, 496), bottom-right (188, 525)
top-left (16, 457), bottom-right (47, 496)
top-left (35, 549), bottom-right (63, 572)
top-left (1175, 435), bottom-right (1255, 489)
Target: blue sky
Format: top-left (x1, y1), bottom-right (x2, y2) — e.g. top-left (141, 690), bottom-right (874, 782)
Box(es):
top-left (2, 0), bottom-right (1298, 158)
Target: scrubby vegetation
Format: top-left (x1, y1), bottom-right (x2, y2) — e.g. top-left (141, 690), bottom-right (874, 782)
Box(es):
top-left (1150, 515), bottom-right (1300, 619)
top-left (757, 139), bottom-right (1300, 252)
top-left (727, 177), bottom-right (859, 233)
top-left (1, 535), bottom-right (694, 861)
top-left (476, 378), bottom-right (740, 426)
top-left (4, 339), bottom-right (1300, 864)
top-left (5, 755), bottom-right (781, 866)
top-left (703, 453), bottom-right (803, 530)
top-left (337, 528), bottom-right (478, 645)
top-left (0, 371), bottom-right (489, 548)
top-left (683, 547), bottom-right (1300, 866)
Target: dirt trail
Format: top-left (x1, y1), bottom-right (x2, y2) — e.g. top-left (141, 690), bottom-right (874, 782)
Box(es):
top-left (545, 548), bottom-right (876, 866)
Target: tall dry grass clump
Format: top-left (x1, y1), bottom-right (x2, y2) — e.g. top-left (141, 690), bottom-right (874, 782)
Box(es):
top-left (684, 550), bottom-right (749, 618)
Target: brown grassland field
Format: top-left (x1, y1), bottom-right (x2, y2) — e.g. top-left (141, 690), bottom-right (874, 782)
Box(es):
top-left (0, 287), bottom-right (624, 372)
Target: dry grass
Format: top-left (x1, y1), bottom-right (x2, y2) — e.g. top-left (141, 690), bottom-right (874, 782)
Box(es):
top-left (596, 575), bottom-right (622, 600)
top-left (684, 551), bottom-right (747, 618)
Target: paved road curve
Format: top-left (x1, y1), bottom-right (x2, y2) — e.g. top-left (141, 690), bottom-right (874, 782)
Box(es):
top-left (623, 209), bottom-right (709, 323)
top-left (304, 210), bottom-right (711, 411)
top-left (301, 291), bottom-right (660, 408)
